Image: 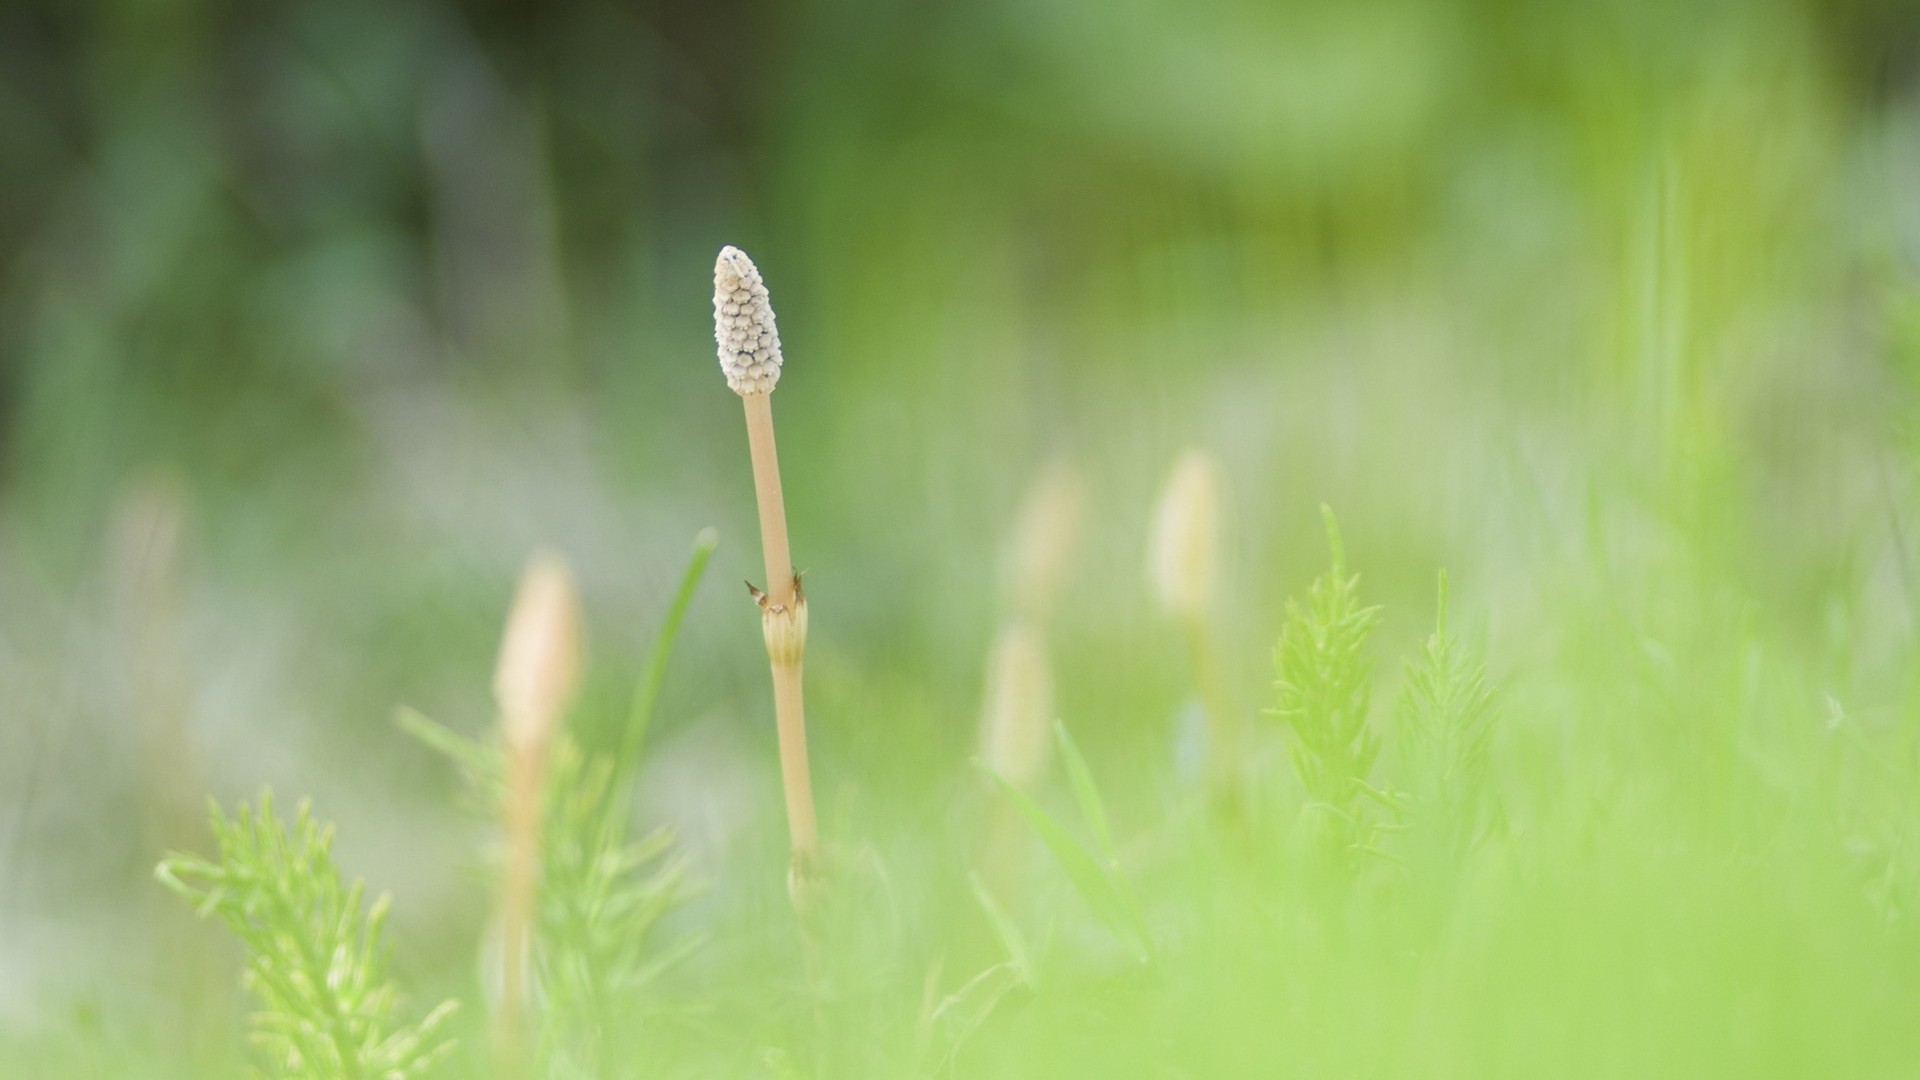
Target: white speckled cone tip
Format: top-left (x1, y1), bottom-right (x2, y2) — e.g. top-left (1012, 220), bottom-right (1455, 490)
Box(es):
top-left (714, 246), bottom-right (783, 395)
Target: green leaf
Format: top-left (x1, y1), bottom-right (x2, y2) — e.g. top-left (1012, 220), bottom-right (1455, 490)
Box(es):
top-left (981, 762), bottom-right (1151, 963)
top-left (1054, 721), bottom-right (1116, 866)
top-left (970, 872), bottom-right (1038, 987)
top-left (620, 527), bottom-right (719, 776)
top-left (393, 706), bottom-right (496, 780)
top-left (924, 962), bottom-right (1026, 1072)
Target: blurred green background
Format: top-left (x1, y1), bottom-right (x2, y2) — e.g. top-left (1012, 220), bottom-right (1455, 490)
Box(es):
top-left (5, 0), bottom-right (1920, 1074)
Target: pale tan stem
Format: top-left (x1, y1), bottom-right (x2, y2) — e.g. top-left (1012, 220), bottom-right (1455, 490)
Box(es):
top-left (772, 659), bottom-right (820, 874)
top-left (743, 394), bottom-right (795, 608)
top-left (497, 736), bottom-right (545, 1078)
top-left (741, 392), bottom-right (820, 883)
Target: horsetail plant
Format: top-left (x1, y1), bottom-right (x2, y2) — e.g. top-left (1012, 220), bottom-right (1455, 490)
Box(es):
top-left (980, 457), bottom-right (1083, 794)
top-left (976, 460), bottom-right (1082, 904)
top-left (536, 740), bottom-right (700, 1079)
top-left (1268, 506), bottom-right (1386, 871)
top-left (1397, 572), bottom-right (1498, 864)
top-left (492, 552), bottom-right (584, 1075)
top-left (155, 793), bottom-right (458, 1080)
top-left (713, 245), bottom-right (822, 909)
top-left (396, 543), bottom-right (702, 1080)
top-left (978, 623), bottom-right (1056, 797)
top-left (1148, 449), bottom-right (1242, 800)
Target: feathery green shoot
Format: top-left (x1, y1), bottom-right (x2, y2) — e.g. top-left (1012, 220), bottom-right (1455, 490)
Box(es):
top-left (537, 742), bottom-right (700, 1078)
top-left (155, 792), bottom-right (457, 1080)
top-left (1397, 572), bottom-right (1498, 859)
top-left (397, 717), bottom-right (697, 1078)
top-left (1269, 506), bottom-right (1385, 867)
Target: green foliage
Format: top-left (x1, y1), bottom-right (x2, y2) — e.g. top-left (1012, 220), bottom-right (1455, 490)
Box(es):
top-left (154, 793), bottom-right (456, 1080)
top-left (1268, 506), bottom-right (1386, 866)
top-left (983, 724), bottom-right (1152, 964)
top-left (909, 961), bottom-right (1028, 1079)
top-left (396, 714), bottom-right (696, 1080)
top-left (394, 706), bottom-right (500, 788)
top-left (968, 874), bottom-right (1037, 988)
top-left (1396, 572), bottom-right (1497, 860)
top-left (16, 1), bottom-right (1920, 1070)
top-left (1052, 722), bottom-right (1117, 867)
top-left (389, 533), bottom-right (705, 1079)
top-left (619, 529), bottom-right (719, 779)
top-left (537, 743), bottom-right (699, 1079)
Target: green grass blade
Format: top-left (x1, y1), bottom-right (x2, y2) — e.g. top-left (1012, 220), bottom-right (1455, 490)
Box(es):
top-left (924, 962), bottom-right (1025, 1072)
top-left (619, 527), bottom-right (719, 777)
top-left (981, 762), bottom-right (1151, 963)
top-left (393, 706), bottom-right (496, 780)
top-left (1054, 721), bottom-right (1116, 865)
top-left (970, 871), bottom-right (1038, 987)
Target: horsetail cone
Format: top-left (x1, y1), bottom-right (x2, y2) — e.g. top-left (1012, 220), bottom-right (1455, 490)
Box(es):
top-left (714, 246), bottom-right (784, 396)
top-left (715, 244), bottom-right (801, 610)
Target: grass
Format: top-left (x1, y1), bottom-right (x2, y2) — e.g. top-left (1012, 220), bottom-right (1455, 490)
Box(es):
top-left (137, 248), bottom-right (1920, 1073)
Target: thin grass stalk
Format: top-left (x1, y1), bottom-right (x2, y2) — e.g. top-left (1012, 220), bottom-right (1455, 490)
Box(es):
top-left (619, 527), bottom-right (719, 779)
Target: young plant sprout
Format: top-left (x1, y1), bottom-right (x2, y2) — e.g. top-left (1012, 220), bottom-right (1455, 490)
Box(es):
top-left (981, 457), bottom-right (1083, 792)
top-left (980, 622), bottom-right (1056, 794)
top-left (714, 245), bottom-right (822, 907)
top-left (492, 552), bottom-right (583, 1074)
top-left (1147, 449), bottom-right (1241, 800)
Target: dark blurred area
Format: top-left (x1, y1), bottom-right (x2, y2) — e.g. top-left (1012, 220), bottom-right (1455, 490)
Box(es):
top-left (2, 0), bottom-right (1915, 459)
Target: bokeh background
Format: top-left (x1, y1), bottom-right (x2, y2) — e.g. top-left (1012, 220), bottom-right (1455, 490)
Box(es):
top-left (5, 0), bottom-right (1920, 1073)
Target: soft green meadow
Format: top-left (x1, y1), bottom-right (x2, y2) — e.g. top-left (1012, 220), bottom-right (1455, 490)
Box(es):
top-left (3, 0), bottom-right (1920, 1076)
